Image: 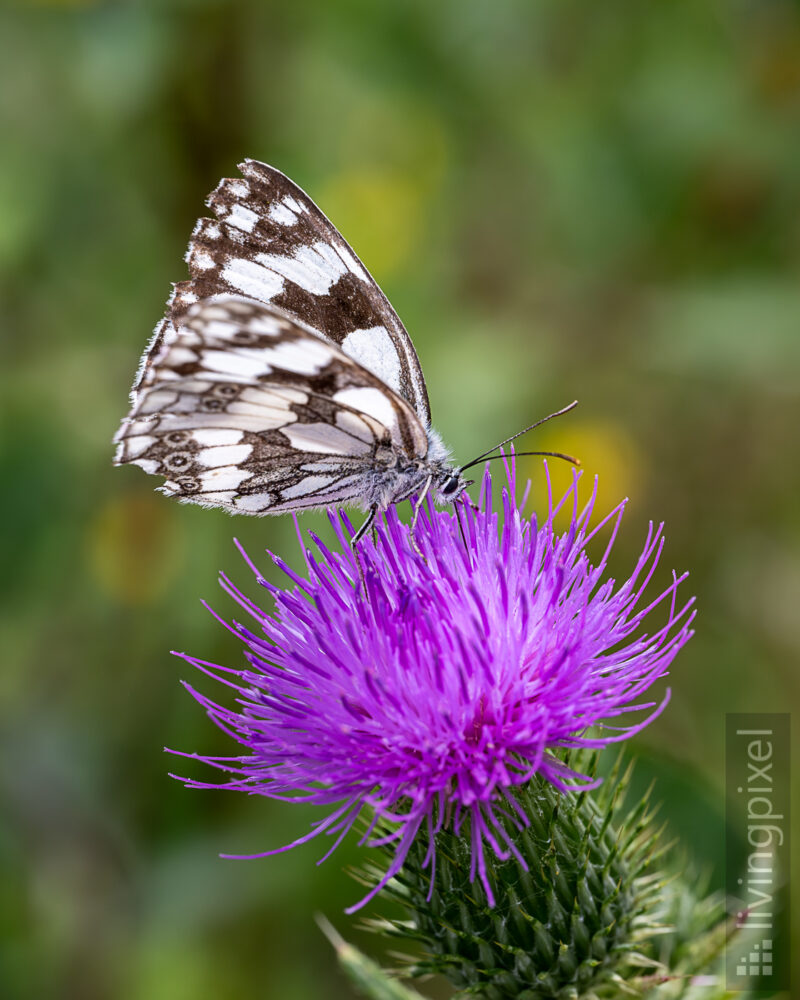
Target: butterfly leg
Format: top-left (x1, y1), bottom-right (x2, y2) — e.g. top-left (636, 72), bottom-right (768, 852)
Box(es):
top-left (351, 506), bottom-right (378, 546)
top-left (352, 541), bottom-right (368, 594)
top-left (410, 476), bottom-right (433, 535)
top-left (455, 497), bottom-right (471, 553)
top-left (406, 476), bottom-right (434, 560)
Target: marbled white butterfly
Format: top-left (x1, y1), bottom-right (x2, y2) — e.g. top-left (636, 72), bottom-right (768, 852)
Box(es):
top-left (114, 161), bottom-right (573, 540)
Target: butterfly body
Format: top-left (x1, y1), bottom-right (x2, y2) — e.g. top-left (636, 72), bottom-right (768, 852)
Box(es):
top-left (351, 427), bottom-right (457, 510)
top-left (114, 164), bottom-right (469, 526)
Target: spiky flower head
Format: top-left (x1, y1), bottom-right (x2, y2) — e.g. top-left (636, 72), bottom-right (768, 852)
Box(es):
top-left (173, 459), bottom-right (694, 912)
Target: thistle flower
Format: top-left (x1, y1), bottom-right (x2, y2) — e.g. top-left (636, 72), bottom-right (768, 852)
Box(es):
top-left (172, 459), bottom-right (695, 912)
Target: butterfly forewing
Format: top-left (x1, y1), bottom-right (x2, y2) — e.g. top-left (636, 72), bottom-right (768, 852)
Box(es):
top-left (142, 160), bottom-right (431, 425)
top-left (115, 297), bottom-right (429, 515)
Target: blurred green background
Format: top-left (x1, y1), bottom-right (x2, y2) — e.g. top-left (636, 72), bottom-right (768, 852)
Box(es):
top-left (2, 1), bottom-right (799, 998)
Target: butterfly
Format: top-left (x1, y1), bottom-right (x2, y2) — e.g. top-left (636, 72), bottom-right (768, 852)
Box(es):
top-left (114, 160), bottom-right (575, 540)
top-left (113, 160), bottom-right (479, 540)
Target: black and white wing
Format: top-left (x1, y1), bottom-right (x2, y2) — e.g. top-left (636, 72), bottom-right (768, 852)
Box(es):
top-left (114, 297), bottom-right (428, 514)
top-left (136, 159), bottom-right (430, 427)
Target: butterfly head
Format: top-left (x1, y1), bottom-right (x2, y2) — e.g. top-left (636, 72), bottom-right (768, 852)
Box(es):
top-left (436, 470), bottom-right (473, 505)
top-left (423, 430), bottom-right (472, 506)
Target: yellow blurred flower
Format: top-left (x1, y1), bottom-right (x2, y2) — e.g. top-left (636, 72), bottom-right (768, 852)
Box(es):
top-left (313, 103), bottom-right (449, 281)
top-left (518, 419), bottom-right (644, 532)
top-left (316, 168), bottom-right (427, 281)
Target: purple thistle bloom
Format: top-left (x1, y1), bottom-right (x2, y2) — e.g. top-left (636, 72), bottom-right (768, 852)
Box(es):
top-left (172, 458), bottom-right (695, 912)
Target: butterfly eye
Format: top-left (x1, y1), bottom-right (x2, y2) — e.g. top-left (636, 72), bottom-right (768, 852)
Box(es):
top-left (441, 476), bottom-right (461, 496)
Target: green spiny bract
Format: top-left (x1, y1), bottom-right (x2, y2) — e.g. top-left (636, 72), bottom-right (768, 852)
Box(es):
top-left (637, 866), bottom-right (728, 1000)
top-left (357, 752), bottom-right (689, 1000)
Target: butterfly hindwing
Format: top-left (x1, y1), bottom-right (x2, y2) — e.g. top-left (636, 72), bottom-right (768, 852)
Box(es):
top-left (140, 160), bottom-right (431, 425)
top-left (115, 297), bottom-right (429, 514)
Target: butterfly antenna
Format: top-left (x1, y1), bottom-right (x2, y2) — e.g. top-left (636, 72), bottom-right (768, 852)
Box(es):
top-left (459, 400), bottom-right (579, 473)
top-left (462, 449), bottom-right (581, 473)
